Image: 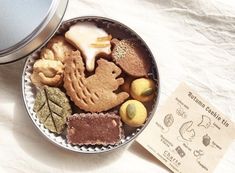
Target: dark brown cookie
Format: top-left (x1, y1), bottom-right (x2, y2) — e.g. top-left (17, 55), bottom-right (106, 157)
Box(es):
top-left (111, 39), bottom-right (150, 77)
top-left (67, 113), bottom-right (123, 145)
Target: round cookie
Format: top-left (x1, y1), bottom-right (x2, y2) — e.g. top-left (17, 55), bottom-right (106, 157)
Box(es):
top-left (31, 59), bottom-right (64, 87)
top-left (40, 36), bottom-right (75, 63)
top-left (111, 39), bottom-right (150, 77)
top-left (130, 78), bottom-right (155, 102)
top-left (119, 100), bottom-right (147, 127)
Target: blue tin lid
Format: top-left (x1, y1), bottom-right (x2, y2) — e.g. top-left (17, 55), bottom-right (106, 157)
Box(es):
top-left (0, 0), bottom-right (68, 64)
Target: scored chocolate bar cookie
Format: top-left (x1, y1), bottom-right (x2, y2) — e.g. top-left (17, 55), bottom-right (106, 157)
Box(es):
top-left (67, 113), bottom-right (123, 145)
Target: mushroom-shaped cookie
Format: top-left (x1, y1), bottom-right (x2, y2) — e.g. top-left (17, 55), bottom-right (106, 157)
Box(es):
top-left (65, 22), bottom-right (112, 71)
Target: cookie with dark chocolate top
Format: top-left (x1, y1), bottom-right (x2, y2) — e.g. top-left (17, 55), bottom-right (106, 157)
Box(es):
top-left (111, 39), bottom-right (150, 77)
top-left (67, 113), bottom-right (123, 145)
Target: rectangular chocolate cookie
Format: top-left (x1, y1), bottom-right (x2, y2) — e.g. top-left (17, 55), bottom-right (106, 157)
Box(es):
top-left (67, 113), bottom-right (123, 145)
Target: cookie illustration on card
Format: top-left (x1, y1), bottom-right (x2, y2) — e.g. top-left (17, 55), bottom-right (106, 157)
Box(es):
top-left (164, 114), bottom-right (174, 127)
top-left (179, 121), bottom-right (195, 142)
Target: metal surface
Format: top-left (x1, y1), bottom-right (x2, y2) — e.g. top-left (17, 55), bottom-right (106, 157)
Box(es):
top-left (0, 0), bottom-right (68, 64)
top-left (22, 16), bottom-right (160, 153)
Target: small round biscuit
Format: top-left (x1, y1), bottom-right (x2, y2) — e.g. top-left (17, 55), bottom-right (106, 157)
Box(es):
top-left (41, 36), bottom-right (75, 63)
top-left (130, 78), bottom-right (155, 102)
top-left (119, 100), bottom-right (147, 127)
top-left (31, 59), bottom-right (64, 87)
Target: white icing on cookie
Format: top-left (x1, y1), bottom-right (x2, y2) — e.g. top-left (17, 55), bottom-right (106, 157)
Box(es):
top-left (65, 22), bottom-right (111, 71)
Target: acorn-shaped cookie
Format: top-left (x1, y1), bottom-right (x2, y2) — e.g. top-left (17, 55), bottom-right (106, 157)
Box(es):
top-left (111, 39), bottom-right (150, 77)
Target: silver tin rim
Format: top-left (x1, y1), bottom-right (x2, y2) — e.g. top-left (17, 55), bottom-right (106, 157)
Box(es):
top-left (0, 0), bottom-right (68, 64)
top-left (22, 16), bottom-right (160, 154)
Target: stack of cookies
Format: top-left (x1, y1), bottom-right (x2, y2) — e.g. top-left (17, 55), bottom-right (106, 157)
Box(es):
top-left (31, 21), bottom-right (157, 146)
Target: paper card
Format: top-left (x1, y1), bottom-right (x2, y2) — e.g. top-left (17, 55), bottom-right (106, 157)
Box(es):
top-left (137, 82), bottom-right (235, 173)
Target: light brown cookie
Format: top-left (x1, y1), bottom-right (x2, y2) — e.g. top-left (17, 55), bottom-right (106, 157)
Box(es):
top-left (111, 39), bottom-right (150, 77)
top-left (31, 59), bottom-right (64, 87)
top-left (63, 50), bottom-right (129, 112)
top-left (40, 36), bottom-right (75, 63)
top-left (65, 22), bottom-right (112, 72)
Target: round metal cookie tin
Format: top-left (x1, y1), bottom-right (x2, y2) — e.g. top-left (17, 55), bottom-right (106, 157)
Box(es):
top-left (22, 16), bottom-right (160, 153)
top-left (0, 0), bottom-right (68, 64)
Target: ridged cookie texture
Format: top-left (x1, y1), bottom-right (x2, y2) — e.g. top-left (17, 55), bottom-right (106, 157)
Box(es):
top-left (63, 50), bottom-right (129, 112)
top-left (33, 86), bottom-right (72, 134)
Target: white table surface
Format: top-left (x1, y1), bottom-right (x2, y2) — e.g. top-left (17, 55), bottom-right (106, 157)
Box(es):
top-left (1, 0), bottom-right (235, 172)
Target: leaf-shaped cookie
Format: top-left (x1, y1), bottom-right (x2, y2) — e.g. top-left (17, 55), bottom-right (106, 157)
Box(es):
top-left (33, 86), bottom-right (72, 134)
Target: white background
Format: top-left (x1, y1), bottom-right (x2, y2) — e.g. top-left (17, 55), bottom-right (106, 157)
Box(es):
top-left (0, 0), bottom-right (235, 172)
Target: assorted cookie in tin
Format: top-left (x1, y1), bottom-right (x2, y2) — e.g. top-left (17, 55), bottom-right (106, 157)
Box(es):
top-left (29, 20), bottom-right (158, 146)
top-left (67, 113), bottom-right (123, 145)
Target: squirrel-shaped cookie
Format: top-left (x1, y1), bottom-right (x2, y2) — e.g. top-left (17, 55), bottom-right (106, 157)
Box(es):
top-left (64, 51), bottom-right (129, 112)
